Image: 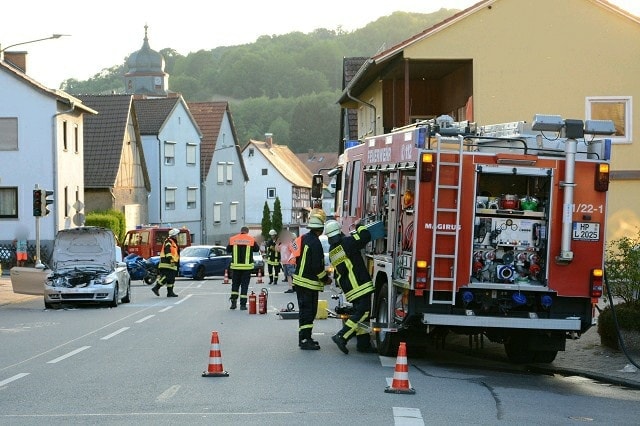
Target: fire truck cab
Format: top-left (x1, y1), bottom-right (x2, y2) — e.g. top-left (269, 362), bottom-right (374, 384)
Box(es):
top-left (334, 114), bottom-right (614, 363)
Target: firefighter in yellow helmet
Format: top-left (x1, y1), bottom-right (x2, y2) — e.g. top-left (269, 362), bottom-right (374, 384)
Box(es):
top-left (151, 228), bottom-right (181, 298)
top-left (265, 229), bottom-right (281, 284)
top-left (293, 210), bottom-right (331, 350)
top-left (325, 220), bottom-right (377, 354)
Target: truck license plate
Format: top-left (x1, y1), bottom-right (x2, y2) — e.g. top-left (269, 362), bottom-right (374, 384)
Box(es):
top-left (572, 222), bottom-right (600, 241)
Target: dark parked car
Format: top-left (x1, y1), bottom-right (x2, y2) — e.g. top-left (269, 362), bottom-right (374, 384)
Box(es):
top-left (150, 245), bottom-right (231, 280)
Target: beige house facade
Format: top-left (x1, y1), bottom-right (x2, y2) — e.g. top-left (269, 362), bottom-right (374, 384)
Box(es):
top-left (339, 0), bottom-right (640, 241)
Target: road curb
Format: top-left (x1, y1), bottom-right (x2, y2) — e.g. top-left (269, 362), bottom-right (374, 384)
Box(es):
top-left (527, 364), bottom-right (640, 390)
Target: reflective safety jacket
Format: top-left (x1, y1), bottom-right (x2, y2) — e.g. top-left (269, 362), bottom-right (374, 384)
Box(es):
top-left (158, 237), bottom-right (179, 271)
top-left (265, 238), bottom-right (281, 265)
top-left (328, 225), bottom-right (373, 302)
top-left (293, 232), bottom-right (327, 291)
top-left (227, 233), bottom-right (259, 270)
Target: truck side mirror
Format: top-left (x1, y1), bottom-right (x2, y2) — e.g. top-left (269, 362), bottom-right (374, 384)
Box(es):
top-left (311, 174), bottom-right (323, 199)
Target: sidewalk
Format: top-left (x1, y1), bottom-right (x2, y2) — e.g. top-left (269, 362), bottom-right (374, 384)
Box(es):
top-left (0, 274), bottom-right (38, 307)
top-left (1, 272), bottom-right (638, 388)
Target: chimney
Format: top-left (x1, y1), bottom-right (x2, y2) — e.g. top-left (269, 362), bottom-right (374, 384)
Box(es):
top-left (265, 133), bottom-right (273, 148)
top-left (3, 51), bottom-right (27, 73)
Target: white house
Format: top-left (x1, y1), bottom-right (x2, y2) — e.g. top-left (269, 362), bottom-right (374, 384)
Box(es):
top-left (241, 135), bottom-right (313, 234)
top-left (134, 95), bottom-right (203, 243)
top-left (188, 101), bottom-right (248, 245)
top-left (0, 57), bottom-right (96, 267)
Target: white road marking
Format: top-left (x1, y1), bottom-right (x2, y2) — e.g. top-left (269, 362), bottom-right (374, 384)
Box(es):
top-left (0, 373), bottom-right (29, 387)
top-left (135, 315), bottom-right (155, 324)
top-left (393, 407), bottom-right (424, 426)
top-left (196, 284), bottom-right (202, 288)
top-left (156, 384), bottom-right (181, 402)
top-left (159, 306), bottom-right (173, 313)
top-left (100, 327), bottom-right (130, 340)
top-left (47, 346), bottom-right (91, 364)
top-left (174, 294), bottom-right (192, 305)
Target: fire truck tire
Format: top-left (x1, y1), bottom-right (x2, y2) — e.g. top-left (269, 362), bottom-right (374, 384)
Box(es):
top-left (375, 284), bottom-right (401, 357)
top-left (504, 333), bottom-right (534, 363)
top-left (533, 350), bottom-right (558, 363)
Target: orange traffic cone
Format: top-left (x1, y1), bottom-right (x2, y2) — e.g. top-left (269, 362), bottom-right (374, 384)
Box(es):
top-left (384, 342), bottom-right (415, 394)
top-left (257, 268), bottom-right (263, 284)
top-left (223, 269), bottom-right (229, 284)
top-left (202, 331), bottom-right (229, 377)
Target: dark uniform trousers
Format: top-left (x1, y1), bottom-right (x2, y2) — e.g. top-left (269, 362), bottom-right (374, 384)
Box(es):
top-left (296, 286), bottom-right (319, 341)
top-left (231, 269), bottom-right (251, 305)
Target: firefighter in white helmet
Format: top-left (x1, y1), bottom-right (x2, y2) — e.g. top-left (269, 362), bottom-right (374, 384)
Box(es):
top-left (325, 220), bottom-right (377, 354)
top-left (151, 228), bottom-right (181, 298)
top-left (293, 210), bottom-right (331, 350)
top-left (265, 229), bottom-right (281, 284)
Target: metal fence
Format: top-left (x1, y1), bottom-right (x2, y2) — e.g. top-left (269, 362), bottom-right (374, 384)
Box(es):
top-left (0, 242), bottom-right (51, 271)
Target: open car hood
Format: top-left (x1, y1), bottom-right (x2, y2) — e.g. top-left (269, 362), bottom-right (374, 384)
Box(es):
top-left (52, 227), bottom-right (116, 272)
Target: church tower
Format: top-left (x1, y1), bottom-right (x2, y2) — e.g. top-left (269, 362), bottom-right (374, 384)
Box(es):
top-left (124, 25), bottom-right (168, 96)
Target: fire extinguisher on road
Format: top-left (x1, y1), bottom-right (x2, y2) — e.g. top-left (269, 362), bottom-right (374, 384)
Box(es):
top-left (259, 288), bottom-right (268, 314)
top-left (248, 291), bottom-right (257, 314)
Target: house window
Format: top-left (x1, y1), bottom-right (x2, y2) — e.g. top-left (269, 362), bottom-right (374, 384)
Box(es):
top-left (262, 168), bottom-right (268, 176)
top-left (186, 143), bottom-right (197, 165)
top-left (63, 121), bottom-right (68, 151)
top-left (165, 187), bottom-right (176, 210)
top-left (213, 202), bottom-right (222, 224)
top-left (0, 187), bottom-right (18, 218)
top-left (217, 163), bottom-right (225, 184)
top-left (187, 187), bottom-right (197, 209)
top-left (164, 141), bottom-right (176, 165)
top-left (0, 118), bottom-right (18, 150)
top-left (586, 96), bottom-right (632, 143)
top-left (226, 162), bottom-right (234, 183)
top-left (267, 188), bottom-right (276, 199)
top-left (74, 125), bottom-right (79, 153)
top-left (64, 186), bottom-right (69, 217)
top-left (230, 202), bottom-right (238, 223)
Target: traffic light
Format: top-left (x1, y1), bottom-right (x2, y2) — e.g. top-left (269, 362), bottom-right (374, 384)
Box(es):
top-left (33, 189), bottom-right (43, 217)
top-left (42, 190), bottom-right (54, 216)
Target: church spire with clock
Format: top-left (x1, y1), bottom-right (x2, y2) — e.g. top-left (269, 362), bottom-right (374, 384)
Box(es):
top-left (124, 25), bottom-right (168, 96)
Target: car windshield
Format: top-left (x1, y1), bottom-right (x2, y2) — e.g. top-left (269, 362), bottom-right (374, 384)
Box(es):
top-left (181, 247), bottom-right (210, 258)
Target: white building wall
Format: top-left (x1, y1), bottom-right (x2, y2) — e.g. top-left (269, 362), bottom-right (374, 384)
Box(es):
top-left (203, 112), bottom-right (246, 245)
top-left (142, 101), bottom-right (202, 243)
top-left (241, 147), bottom-right (292, 226)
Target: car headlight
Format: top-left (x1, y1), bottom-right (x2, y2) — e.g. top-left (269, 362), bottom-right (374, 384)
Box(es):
top-left (97, 276), bottom-right (116, 285)
top-left (184, 262), bottom-right (197, 268)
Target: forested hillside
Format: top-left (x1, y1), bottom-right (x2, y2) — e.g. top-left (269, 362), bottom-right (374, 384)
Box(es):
top-left (62, 9), bottom-right (456, 153)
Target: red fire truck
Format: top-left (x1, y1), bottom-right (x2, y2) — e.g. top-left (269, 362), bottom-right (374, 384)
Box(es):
top-left (332, 114), bottom-right (614, 363)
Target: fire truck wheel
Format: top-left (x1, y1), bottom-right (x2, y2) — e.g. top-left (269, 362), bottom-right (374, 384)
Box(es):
top-left (533, 350), bottom-right (558, 363)
top-left (375, 284), bottom-right (401, 357)
top-left (504, 333), bottom-right (535, 364)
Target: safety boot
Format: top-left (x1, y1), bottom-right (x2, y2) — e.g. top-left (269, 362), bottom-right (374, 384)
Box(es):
top-left (331, 333), bottom-right (349, 354)
top-left (167, 287), bottom-right (178, 297)
top-left (229, 298), bottom-right (237, 310)
top-left (299, 338), bottom-right (321, 350)
top-left (151, 284), bottom-right (160, 296)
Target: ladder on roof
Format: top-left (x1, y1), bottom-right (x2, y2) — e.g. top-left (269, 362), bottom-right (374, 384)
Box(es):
top-left (429, 135), bottom-right (464, 305)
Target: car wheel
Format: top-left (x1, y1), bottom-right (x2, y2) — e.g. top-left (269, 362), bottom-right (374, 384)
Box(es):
top-left (109, 284), bottom-right (119, 308)
top-left (44, 300), bottom-right (56, 309)
top-left (194, 265), bottom-right (205, 281)
top-left (121, 282), bottom-right (131, 303)
top-left (143, 274), bottom-right (156, 285)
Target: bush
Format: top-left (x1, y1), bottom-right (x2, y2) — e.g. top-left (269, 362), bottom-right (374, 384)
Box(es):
top-left (598, 302), bottom-right (640, 350)
top-left (85, 209), bottom-right (126, 242)
top-left (604, 229), bottom-right (640, 304)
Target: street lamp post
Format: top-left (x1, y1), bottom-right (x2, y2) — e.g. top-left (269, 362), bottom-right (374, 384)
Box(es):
top-left (0, 34), bottom-right (70, 59)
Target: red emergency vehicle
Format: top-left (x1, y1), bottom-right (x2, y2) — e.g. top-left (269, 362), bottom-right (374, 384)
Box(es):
top-left (333, 114), bottom-right (614, 363)
top-left (122, 226), bottom-right (192, 258)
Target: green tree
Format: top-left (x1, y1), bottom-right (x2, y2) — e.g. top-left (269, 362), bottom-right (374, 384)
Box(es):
top-left (261, 201), bottom-right (272, 240)
top-left (272, 197), bottom-right (283, 235)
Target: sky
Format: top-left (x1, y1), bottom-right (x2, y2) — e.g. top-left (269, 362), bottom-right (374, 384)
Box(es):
top-left (1, 0), bottom-right (639, 89)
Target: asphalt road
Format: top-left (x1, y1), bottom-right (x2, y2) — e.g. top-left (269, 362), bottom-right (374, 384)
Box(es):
top-left (1, 277), bottom-right (639, 425)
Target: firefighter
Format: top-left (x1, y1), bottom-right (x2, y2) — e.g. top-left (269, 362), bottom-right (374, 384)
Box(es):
top-left (151, 228), bottom-right (181, 298)
top-left (227, 226), bottom-right (260, 310)
top-left (293, 209), bottom-right (331, 350)
top-left (265, 229), bottom-right (281, 284)
top-left (325, 220), bottom-right (377, 354)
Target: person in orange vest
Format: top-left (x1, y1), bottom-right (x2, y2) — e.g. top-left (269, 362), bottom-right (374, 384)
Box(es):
top-left (294, 210), bottom-right (331, 350)
top-left (227, 226), bottom-right (260, 310)
top-left (151, 228), bottom-right (181, 297)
